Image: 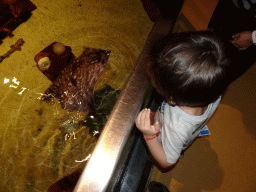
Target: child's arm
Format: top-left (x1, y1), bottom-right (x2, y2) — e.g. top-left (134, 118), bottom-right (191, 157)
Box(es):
top-left (135, 108), bottom-right (174, 168)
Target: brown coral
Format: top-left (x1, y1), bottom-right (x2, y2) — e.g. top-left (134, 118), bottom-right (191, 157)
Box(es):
top-left (43, 47), bottom-right (110, 112)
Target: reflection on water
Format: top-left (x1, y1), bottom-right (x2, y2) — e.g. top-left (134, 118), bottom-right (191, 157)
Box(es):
top-left (0, 76), bottom-right (121, 192)
top-left (3, 77), bottom-right (28, 95)
top-left (0, 86), bottom-right (97, 191)
top-left (0, 0), bottom-right (153, 191)
top-left (0, 77), bottom-right (119, 192)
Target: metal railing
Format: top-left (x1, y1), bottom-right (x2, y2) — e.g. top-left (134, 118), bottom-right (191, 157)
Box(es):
top-left (74, 17), bottom-right (176, 192)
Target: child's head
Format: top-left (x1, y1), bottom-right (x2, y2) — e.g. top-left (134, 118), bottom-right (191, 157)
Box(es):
top-left (150, 31), bottom-right (229, 107)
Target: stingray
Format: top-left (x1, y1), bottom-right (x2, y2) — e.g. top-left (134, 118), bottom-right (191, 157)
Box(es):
top-left (42, 47), bottom-right (110, 112)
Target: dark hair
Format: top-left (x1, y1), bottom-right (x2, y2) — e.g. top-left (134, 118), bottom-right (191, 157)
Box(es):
top-left (149, 31), bottom-right (229, 107)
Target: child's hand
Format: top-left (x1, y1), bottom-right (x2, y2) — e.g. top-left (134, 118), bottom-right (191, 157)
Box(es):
top-left (229, 31), bottom-right (253, 50)
top-left (135, 108), bottom-right (160, 138)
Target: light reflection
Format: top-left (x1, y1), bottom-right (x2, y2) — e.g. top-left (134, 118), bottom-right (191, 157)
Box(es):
top-left (92, 130), bottom-right (99, 137)
top-left (65, 132), bottom-right (77, 141)
top-left (75, 154), bottom-right (91, 163)
top-left (9, 84), bottom-right (18, 88)
top-left (37, 93), bottom-right (45, 100)
top-left (12, 77), bottom-right (20, 85)
top-left (65, 134), bottom-right (69, 141)
top-left (18, 87), bottom-right (27, 95)
top-left (3, 77), bottom-right (29, 95)
top-left (4, 78), bottom-right (9, 84)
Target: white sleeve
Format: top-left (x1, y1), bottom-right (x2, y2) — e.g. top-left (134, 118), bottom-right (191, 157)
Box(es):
top-left (161, 122), bottom-right (187, 164)
top-left (252, 30), bottom-right (256, 44)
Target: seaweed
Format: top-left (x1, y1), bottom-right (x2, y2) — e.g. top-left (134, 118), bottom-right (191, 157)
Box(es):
top-left (84, 85), bottom-right (120, 136)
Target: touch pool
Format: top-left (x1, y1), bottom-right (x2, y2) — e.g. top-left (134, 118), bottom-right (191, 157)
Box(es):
top-left (0, 0), bottom-right (153, 191)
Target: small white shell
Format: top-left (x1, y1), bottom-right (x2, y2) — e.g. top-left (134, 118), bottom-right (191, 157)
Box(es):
top-left (38, 57), bottom-right (51, 71)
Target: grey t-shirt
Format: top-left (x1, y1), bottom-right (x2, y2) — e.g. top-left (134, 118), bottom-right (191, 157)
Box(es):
top-left (155, 97), bottom-right (221, 164)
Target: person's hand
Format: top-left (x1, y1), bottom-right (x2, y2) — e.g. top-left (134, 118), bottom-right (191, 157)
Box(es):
top-left (135, 108), bottom-right (160, 138)
top-left (229, 31), bottom-right (253, 50)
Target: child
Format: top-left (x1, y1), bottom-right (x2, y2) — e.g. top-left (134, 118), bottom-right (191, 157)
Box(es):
top-left (135, 31), bottom-right (230, 169)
